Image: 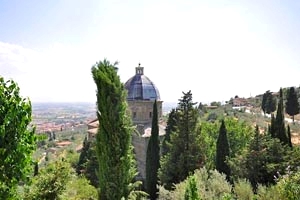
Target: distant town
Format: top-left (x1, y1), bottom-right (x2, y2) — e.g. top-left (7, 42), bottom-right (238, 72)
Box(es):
top-left (31, 102), bottom-right (177, 134)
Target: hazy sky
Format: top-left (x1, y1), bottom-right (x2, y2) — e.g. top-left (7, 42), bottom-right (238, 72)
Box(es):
top-left (1, 0), bottom-right (300, 103)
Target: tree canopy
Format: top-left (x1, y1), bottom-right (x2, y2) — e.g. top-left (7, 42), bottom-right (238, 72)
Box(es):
top-left (285, 86), bottom-right (300, 123)
top-left (0, 77), bottom-right (37, 199)
top-left (159, 90), bottom-right (204, 189)
top-left (262, 90), bottom-right (276, 115)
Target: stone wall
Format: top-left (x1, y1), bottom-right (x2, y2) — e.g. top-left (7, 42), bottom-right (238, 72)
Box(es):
top-left (127, 100), bottom-right (163, 124)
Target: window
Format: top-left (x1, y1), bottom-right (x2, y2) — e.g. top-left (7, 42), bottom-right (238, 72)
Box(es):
top-left (133, 112), bottom-right (136, 118)
top-left (149, 112), bottom-right (152, 118)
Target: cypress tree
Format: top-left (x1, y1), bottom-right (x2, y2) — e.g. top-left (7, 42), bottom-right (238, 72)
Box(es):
top-left (262, 91), bottom-right (276, 115)
top-left (287, 125), bottom-right (293, 148)
top-left (262, 92), bottom-right (267, 115)
top-left (92, 59), bottom-right (137, 200)
top-left (216, 120), bottom-right (231, 181)
top-left (275, 88), bottom-right (289, 145)
top-left (269, 114), bottom-right (276, 138)
top-left (285, 87), bottom-right (299, 124)
top-left (146, 100), bottom-right (160, 200)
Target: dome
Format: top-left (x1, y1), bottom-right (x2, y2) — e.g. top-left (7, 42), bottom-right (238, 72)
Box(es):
top-left (125, 64), bottom-right (160, 101)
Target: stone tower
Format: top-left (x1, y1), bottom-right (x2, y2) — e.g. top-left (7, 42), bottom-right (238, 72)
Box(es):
top-left (124, 63), bottom-right (164, 180)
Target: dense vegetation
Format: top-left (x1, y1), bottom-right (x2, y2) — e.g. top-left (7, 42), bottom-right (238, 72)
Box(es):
top-left (2, 62), bottom-right (300, 199)
top-left (0, 77), bottom-right (37, 199)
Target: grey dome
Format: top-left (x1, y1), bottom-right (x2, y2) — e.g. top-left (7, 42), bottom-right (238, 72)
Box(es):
top-left (125, 64), bottom-right (160, 101)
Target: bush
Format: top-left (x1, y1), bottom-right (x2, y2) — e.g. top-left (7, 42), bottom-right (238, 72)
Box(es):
top-left (158, 168), bottom-right (232, 200)
top-left (234, 179), bottom-right (254, 200)
top-left (61, 176), bottom-right (97, 200)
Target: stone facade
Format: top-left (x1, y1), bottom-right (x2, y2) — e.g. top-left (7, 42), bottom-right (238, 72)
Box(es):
top-left (127, 100), bottom-right (163, 124)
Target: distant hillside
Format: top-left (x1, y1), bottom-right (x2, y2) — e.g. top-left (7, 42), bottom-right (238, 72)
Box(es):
top-left (162, 102), bottom-right (177, 114)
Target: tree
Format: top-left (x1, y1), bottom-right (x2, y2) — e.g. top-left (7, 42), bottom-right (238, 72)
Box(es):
top-left (216, 120), bottom-right (231, 181)
top-left (0, 77), bottom-right (37, 199)
top-left (23, 159), bottom-right (71, 200)
top-left (76, 137), bottom-right (98, 187)
top-left (285, 87), bottom-right (299, 123)
top-left (92, 59), bottom-right (138, 200)
top-left (245, 125), bottom-right (266, 190)
top-left (269, 114), bottom-right (276, 138)
top-left (275, 88), bottom-right (289, 145)
top-left (287, 125), bottom-right (293, 148)
top-left (161, 108), bottom-right (178, 156)
top-left (159, 91), bottom-right (203, 189)
top-left (262, 90), bottom-right (276, 115)
top-left (146, 100), bottom-right (160, 200)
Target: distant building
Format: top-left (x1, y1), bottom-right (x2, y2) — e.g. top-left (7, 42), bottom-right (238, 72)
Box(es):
top-left (232, 97), bottom-right (248, 107)
top-left (87, 63), bottom-right (165, 180)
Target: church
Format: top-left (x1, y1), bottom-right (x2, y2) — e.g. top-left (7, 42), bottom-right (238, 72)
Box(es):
top-left (88, 63), bottom-right (165, 180)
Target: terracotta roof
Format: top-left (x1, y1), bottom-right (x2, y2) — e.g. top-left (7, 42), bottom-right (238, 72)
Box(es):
top-left (88, 127), bottom-right (98, 135)
top-left (88, 119), bottom-right (99, 129)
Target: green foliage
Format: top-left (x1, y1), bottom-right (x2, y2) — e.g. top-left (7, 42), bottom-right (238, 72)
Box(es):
top-left (196, 121), bottom-right (219, 170)
top-left (65, 149), bottom-right (79, 169)
top-left (256, 184), bottom-right (281, 200)
top-left (159, 91), bottom-right (204, 189)
top-left (276, 170), bottom-right (300, 200)
top-left (285, 86), bottom-right (299, 123)
top-left (77, 137), bottom-right (99, 187)
top-left (146, 100), bottom-right (160, 200)
top-left (206, 112), bottom-right (218, 122)
top-left (287, 125), bottom-right (292, 148)
top-left (210, 101), bottom-right (221, 107)
top-left (92, 59), bottom-right (138, 199)
top-left (261, 90), bottom-right (276, 114)
top-left (61, 176), bottom-right (97, 200)
top-left (233, 179), bottom-right (254, 200)
top-left (199, 118), bottom-right (253, 171)
top-left (161, 108), bottom-right (178, 156)
top-left (229, 132), bottom-right (288, 189)
top-left (268, 114), bottom-right (276, 137)
top-left (159, 168), bottom-right (232, 200)
top-left (184, 175), bottom-right (200, 200)
top-left (0, 77), bottom-right (37, 199)
top-left (216, 120), bottom-right (231, 181)
top-left (275, 88), bottom-right (289, 145)
top-left (23, 158), bottom-right (72, 200)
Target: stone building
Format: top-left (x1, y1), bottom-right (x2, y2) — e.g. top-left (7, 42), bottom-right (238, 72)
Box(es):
top-left (125, 64), bottom-right (165, 180)
top-left (87, 63), bottom-right (165, 181)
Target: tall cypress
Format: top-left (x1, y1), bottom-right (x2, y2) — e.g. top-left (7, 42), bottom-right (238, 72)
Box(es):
top-left (92, 59), bottom-right (137, 200)
top-left (269, 114), bottom-right (276, 138)
top-left (285, 87), bottom-right (299, 124)
top-left (275, 88), bottom-right (289, 145)
top-left (216, 120), bottom-right (231, 181)
top-left (146, 100), bottom-right (160, 200)
top-left (287, 125), bottom-right (293, 148)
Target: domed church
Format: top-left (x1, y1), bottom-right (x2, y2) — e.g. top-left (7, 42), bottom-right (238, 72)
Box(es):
top-left (125, 63), bottom-right (165, 180)
top-left (87, 63), bottom-right (164, 181)
top-left (125, 63), bottom-right (162, 126)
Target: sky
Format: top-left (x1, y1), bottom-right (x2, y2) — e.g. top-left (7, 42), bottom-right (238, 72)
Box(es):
top-left (1, 0), bottom-right (300, 104)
